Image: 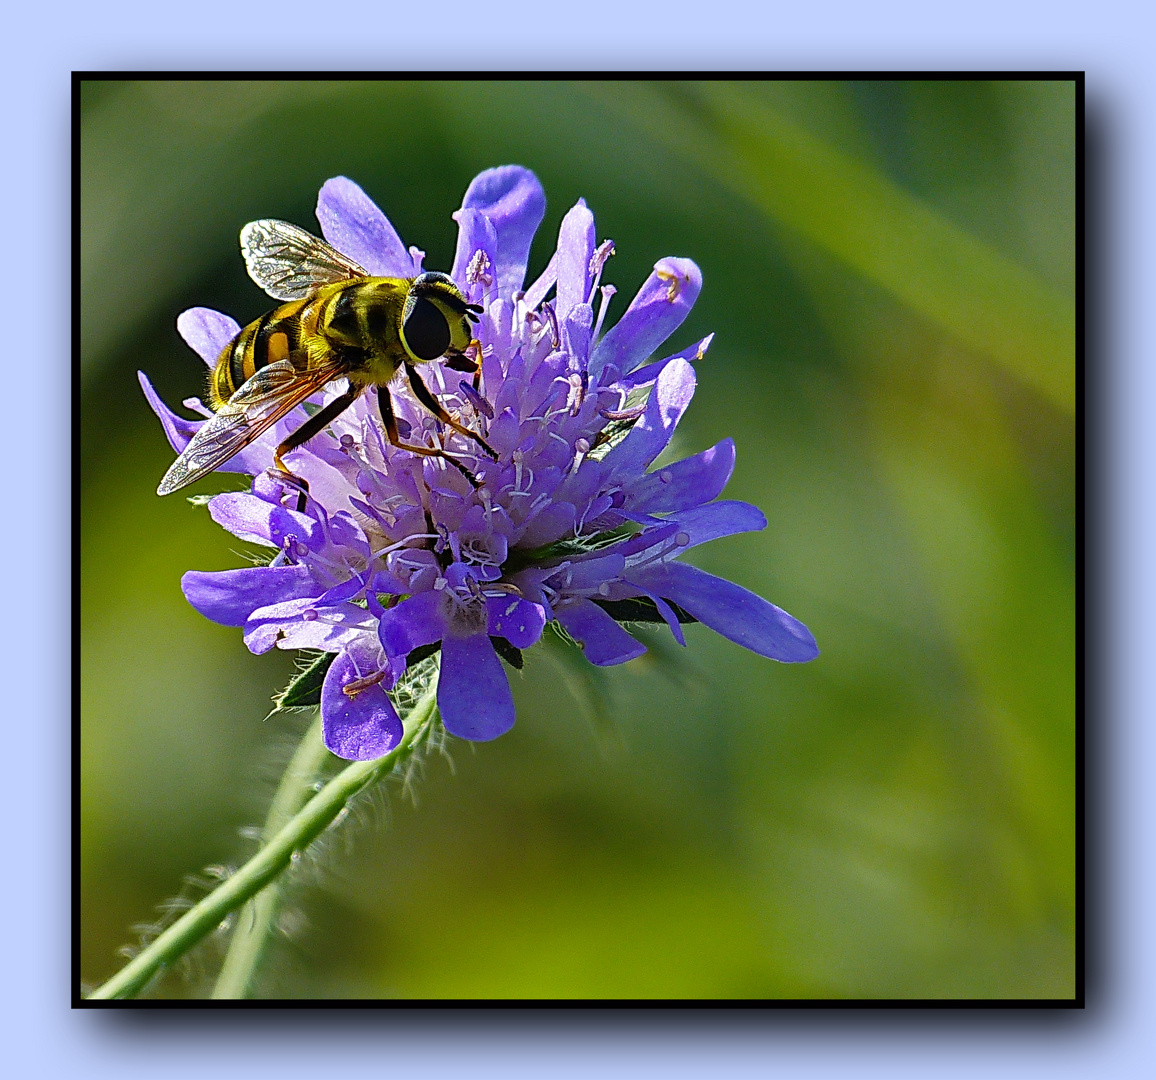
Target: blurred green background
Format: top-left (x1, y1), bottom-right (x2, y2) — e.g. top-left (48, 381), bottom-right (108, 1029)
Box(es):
top-left (80, 79), bottom-right (1075, 998)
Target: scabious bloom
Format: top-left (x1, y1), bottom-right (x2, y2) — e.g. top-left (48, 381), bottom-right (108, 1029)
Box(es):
top-left (141, 167), bottom-right (818, 760)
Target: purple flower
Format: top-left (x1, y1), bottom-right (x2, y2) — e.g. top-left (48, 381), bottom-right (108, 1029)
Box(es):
top-left (144, 167), bottom-right (818, 760)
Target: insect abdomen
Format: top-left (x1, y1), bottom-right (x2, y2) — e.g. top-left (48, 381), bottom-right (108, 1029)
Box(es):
top-left (209, 300), bottom-right (308, 409)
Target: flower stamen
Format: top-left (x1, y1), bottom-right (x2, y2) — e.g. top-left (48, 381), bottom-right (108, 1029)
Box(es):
top-left (587, 240), bottom-right (615, 305)
top-left (656, 267), bottom-right (683, 302)
top-left (342, 669), bottom-right (388, 698)
top-left (565, 369), bottom-right (588, 416)
top-left (592, 284), bottom-right (617, 342)
top-left (539, 302), bottom-right (561, 349)
top-left (600, 401), bottom-right (647, 422)
top-left (467, 249), bottom-right (493, 287)
top-left (459, 381), bottom-right (495, 419)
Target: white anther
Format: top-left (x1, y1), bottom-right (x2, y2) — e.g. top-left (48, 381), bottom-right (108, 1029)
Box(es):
top-left (592, 284), bottom-right (617, 342)
top-left (467, 249), bottom-right (493, 286)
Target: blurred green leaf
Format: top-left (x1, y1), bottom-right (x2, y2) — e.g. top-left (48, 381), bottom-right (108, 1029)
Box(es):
top-left (540, 625), bottom-right (618, 741)
top-left (274, 651), bottom-right (334, 710)
top-left (584, 81), bottom-right (1074, 414)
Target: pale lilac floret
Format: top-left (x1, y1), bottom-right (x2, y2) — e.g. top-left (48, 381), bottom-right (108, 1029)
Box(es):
top-left (144, 167), bottom-right (818, 760)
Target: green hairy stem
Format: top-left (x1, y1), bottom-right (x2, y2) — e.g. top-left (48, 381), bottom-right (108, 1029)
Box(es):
top-left (211, 710), bottom-right (331, 999)
top-left (87, 681), bottom-right (439, 1001)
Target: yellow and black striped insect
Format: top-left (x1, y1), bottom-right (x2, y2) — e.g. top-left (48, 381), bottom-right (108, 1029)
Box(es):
top-left (157, 219), bottom-right (496, 503)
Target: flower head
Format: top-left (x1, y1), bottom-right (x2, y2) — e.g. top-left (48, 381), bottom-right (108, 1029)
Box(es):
top-left (143, 166), bottom-right (818, 760)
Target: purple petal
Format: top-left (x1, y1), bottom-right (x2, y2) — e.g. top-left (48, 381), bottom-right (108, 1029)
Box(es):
top-left (600, 357), bottom-right (696, 478)
top-left (614, 333), bottom-right (714, 392)
top-left (208, 492), bottom-right (322, 550)
top-left (667, 500), bottom-right (767, 551)
top-left (517, 501), bottom-right (577, 549)
top-left (564, 303), bottom-right (594, 364)
top-left (243, 599), bottom-right (372, 654)
top-left (548, 552), bottom-right (626, 591)
top-left (321, 643), bottom-right (403, 761)
top-left (650, 593), bottom-right (687, 647)
top-left (622, 438), bottom-right (735, 517)
top-left (555, 599), bottom-right (647, 666)
top-left (613, 521), bottom-right (681, 558)
top-left (316, 176), bottom-right (415, 277)
top-left (589, 257), bottom-right (702, 381)
top-left (313, 576), bottom-right (368, 607)
top-left (486, 595), bottom-right (547, 649)
top-left (139, 371), bottom-right (200, 454)
top-left (369, 569), bottom-right (409, 596)
top-left (523, 251), bottom-right (557, 310)
top-left (555, 199), bottom-right (595, 321)
top-left (176, 307), bottom-right (241, 366)
top-left (439, 634), bottom-right (515, 741)
top-left (141, 371), bottom-right (287, 479)
top-left (626, 562), bottom-right (818, 663)
top-left (181, 565), bottom-right (318, 626)
top-left (619, 501), bottom-right (765, 567)
top-left (486, 407), bottom-right (521, 456)
top-left (450, 208), bottom-right (498, 300)
top-left (377, 591), bottom-right (446, 659)
top-left (458, 166), bottom-right (546, 296)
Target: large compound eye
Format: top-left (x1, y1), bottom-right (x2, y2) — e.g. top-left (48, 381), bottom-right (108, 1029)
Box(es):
top-left (402, 295), bottom-right (451, 361)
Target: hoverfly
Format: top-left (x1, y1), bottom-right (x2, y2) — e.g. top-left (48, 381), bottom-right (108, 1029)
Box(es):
top-left (157, 219), bottom-right (497, 506)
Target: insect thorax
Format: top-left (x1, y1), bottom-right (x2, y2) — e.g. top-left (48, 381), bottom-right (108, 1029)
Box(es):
top-left (317, 279), bottom-right (410, 384)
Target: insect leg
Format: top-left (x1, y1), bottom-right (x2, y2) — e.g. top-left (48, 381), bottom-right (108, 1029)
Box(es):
top-left (377, 387), bottom-right (480, 488)
top-left (469, 339), bottom-right (483, 392)
top-left (273, 384), bottom-right (360, 511)
top-left (404, 362), bottom-right (498, 460)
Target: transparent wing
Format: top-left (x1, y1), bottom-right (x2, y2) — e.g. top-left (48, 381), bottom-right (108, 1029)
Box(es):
top-left (157, 357), bottom-right (347, 495)
top-left (240, 219), bottom-right (368, 300)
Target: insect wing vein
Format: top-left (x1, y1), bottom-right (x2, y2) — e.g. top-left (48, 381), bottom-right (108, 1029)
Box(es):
top-left (240, 219), bottom-right (367, 301)
top-left (157, 358), bottom-right (344, 495)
